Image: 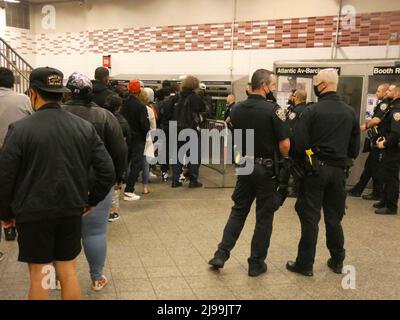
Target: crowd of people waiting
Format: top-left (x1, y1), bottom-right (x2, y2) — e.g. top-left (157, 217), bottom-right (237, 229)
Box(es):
top-left (0, 66), bottom-right (215, 299)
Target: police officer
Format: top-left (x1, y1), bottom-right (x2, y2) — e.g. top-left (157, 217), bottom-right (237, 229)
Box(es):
top-left (348, 83), bottom-right (391, 200)
top-left (287, 69), bottom-right (360, 276)
top-left (208, 69), bottom-right (290, 277)
top-left (287, 89), bottom-right (308, 197)
top-left (375, 83), bottom-right (400, 215)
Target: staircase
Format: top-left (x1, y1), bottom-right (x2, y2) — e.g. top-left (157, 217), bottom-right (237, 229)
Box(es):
top-left (0, 37), bottom-right (33, 94)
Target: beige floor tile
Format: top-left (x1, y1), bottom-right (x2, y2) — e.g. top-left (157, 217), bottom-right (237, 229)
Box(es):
top-left (157, 289), bottom-right (197, 300)
top-left (150, 277), bottom-right (190, 293)
top-left (113, 278), bottom-right (154, 293)
top-left (146, 266), bottom-right (183, 278)
top-left (118, 290), bottom-right (157, 300)
top-left (111, 266), bottom-right (148, 280)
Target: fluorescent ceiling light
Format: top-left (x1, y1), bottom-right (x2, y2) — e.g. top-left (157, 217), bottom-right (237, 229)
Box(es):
top-left (4, 0), bottom-right (21, 3)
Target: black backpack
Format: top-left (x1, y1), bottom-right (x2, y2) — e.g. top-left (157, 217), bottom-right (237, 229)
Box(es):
top-left (172, 95), bottom-right (194, 130)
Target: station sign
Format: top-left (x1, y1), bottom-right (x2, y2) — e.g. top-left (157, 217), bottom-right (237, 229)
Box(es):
top-left (275, 66), bottom-right (341, 76)
top-left (372, 66), bottom-right (400, 75)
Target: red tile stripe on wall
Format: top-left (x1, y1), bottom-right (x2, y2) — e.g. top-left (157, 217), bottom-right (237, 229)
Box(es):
top-left (4, 11), bottom-right (400, 56)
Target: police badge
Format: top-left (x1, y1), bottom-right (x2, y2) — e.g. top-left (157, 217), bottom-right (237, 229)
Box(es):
top-left (289, 112), bottom-right (296, 120)
top-left (393, 112), bottom-right (400, 122)
top-left (276, 108), bottom-right (286, 121)
top-left (380, 103), bottom-right (388, 112)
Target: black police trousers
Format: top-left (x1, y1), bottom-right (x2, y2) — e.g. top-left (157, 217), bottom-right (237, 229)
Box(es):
top-left (381, 150), bottom-right (400, 211)
top-left (215, 164), bottom-right (280, 268)
top-left (352, 148), bottom-right (383, 196)
top-left (294, 165), bottom-right (347, 270)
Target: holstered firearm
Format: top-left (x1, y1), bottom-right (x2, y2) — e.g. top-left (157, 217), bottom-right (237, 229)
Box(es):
top-left (275, 151), bottom-right (292, 207)
top-left (367, 126), bottom-right (379, 144)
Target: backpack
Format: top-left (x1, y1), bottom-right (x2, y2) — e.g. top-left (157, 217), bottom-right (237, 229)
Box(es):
top-left (172, 95), bottom-right (194, 130)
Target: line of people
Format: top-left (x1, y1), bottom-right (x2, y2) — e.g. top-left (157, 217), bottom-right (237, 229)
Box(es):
top-left (0, 66), bottom-right (213, 299)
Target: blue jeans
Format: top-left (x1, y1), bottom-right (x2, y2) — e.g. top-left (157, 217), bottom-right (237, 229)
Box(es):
top-left (82, 188), bottom-right (113, 281)
top-left (142, 156), bottom-right (150, 185)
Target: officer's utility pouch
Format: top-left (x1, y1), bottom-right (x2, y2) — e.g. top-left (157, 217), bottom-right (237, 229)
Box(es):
top-left (304, 149), bottom-right (320, 176)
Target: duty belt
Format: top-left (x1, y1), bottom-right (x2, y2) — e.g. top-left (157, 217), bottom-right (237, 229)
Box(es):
top-left (254, 157), bottom-right (274, 168)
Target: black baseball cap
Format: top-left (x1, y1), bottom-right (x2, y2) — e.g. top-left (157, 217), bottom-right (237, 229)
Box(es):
top-left (29, 67), bottom-right (70, 93)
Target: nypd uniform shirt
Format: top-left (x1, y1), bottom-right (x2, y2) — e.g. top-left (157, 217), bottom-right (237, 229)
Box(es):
top-left (287, 102), bottom-right (308, 158)
top-left (374, 98), bottom-right (392, 120)
top-left (231, 94), bottom-right (290, 158)
top-left (294, 92), bottom-right (360, 160)
top-left (383, 98), bottom-right (400, 150)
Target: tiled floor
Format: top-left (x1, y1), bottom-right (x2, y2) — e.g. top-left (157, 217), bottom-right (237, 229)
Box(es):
top-left (0, 167), bottom-right (399, 300)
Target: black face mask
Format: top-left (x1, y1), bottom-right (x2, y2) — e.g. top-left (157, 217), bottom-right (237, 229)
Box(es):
top-left (287, 99), bottom-right (293, 106)
top-left (245, 90), bottom-right (250, 97)
top-left (313, 82), bottom-right (323, 98)
top-left (266, 91), bottom-right (276, 102)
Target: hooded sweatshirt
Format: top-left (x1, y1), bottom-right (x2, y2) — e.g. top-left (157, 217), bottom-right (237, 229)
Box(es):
top-left (0, 87), bottom-right (33, 148)
top-left (91, 80), bottom-right (115, 108)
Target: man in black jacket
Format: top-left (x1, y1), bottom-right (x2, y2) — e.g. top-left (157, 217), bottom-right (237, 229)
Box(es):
top-left (91, 67), bottom-right (114, 108)
top-left (0, 67), bottom-right (115, 300)
top-left (121, 80), bottom-right (150, 201)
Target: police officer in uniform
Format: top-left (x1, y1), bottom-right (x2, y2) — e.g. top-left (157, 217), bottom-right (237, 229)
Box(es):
top-left (348, 83), bottom-right (391, 200)
top-left (208, 69), bottom-right (290, 277)
top-left (375, 83), bottom-right (400, 215)
top-left (287, 69), bottom-right (360, 276)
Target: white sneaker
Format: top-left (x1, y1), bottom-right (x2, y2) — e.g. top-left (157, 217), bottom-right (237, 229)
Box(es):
top-left (92, 275), bottom-right (108, 291)
top-left (179, 173), bottom-right (186, 182)
top-left (149, 172), bottom-right (157, 179)
top-left (161, 172), bottom-right (169, 181)
top-left (124, 192), bottom-right (141, 201)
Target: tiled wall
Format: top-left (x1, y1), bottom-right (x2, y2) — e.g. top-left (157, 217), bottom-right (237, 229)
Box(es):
top-left (4, 10), bottom-right (400, 56)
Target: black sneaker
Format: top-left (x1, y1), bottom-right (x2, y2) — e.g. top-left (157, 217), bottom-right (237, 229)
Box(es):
top-left (286, 261), bottom-right (313, 276)
top-left (327, 258), bottom-right (343, 274)
top-left (362, 194), bottom-right (380, 201)
top-left (172, 181), bottom-right (183, 188)
top-left (108, 212), bottom-right (120, 222)
top-left (4, 227), bottom-right (16, 241)
top-left (347, 190), bottom-right (361, 197)
top-left (375, 207), bottom-right (397, 215)
top-left (189, 181), bottom-right (203, 188)
top-left (208, 256), bottom-right (226, 270)
top-left (373, 201), bottom-right (385, 209)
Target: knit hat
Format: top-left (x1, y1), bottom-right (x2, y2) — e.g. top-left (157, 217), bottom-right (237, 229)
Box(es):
top-left (129, 80), bottom-right (141, 94)
top-left (66, 72), bottom-right (93, 95)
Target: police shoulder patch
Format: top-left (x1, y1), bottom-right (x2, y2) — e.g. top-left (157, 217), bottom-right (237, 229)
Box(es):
top-left (393, 112), bottom-right (400, 122)
top-left (289, 112), bottom-right (296, 120)
top-left (275, 108), bottom-right (286, 121)
top-left (380, 103), bottom-right (388, 111)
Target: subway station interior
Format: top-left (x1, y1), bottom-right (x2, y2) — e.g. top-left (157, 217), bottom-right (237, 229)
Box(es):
top-left (0, 0), bottom-right (400, 303)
